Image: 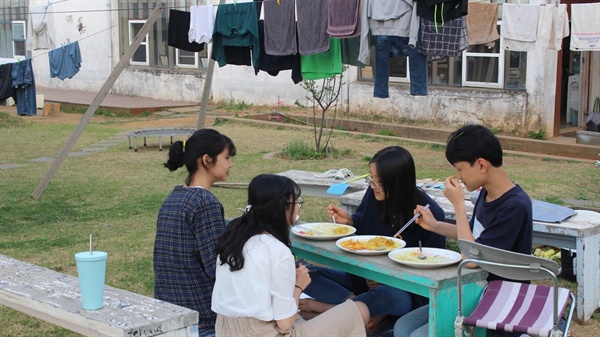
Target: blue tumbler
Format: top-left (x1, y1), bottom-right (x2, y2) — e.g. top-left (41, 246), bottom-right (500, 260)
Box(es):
top-left (74, 251), bottom-right (108, 310)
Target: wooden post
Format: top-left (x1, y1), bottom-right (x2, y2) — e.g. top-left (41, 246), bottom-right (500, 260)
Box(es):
top-left (197, 0), bottom-right (226, 129)
top-left (31, 5), bottom-right (164, 200)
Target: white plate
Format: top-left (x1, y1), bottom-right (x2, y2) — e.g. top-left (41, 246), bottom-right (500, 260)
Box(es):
top-left (388, 247), bottom-right (462, 268)
top-left (335, 235), bottom-right (406, 255)
top-left (291, 223), bottom-right (356, 240)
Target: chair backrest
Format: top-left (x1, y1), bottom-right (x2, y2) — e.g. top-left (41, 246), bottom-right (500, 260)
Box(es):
top-left (457, 240), bottom-right (559, 281)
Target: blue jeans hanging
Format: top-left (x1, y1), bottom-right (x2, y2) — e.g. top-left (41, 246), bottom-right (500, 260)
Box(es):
top-left (374, 35), bottom-right (428, 98)
top-left (11, 59), bottom-right (37, 116)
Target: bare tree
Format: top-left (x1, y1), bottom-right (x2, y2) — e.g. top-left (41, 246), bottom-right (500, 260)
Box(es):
top-left (300, 68), bottom-right (345, 155)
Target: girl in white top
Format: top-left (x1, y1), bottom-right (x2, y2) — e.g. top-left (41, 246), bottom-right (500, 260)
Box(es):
top-left (212, 174), bottom-right (370, 337)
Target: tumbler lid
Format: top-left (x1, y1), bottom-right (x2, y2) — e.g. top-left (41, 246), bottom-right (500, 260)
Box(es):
top-left (75, 251), bottom-right (107, 262)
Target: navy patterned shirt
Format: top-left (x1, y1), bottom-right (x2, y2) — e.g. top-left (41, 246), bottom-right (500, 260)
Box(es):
top-left (154, 185), bottom-right (226, 328)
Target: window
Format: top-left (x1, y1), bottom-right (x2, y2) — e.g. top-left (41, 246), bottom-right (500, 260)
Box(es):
top-left (462, 23), bottom-right (504, 88)
top-left (119, 0), bottom-right (207, 69)
top-left (176, 49), bottom-right (198, 68)
top-left (12, 21), bottom-right (26, 58)
top-left (129, 20), bottom-right (149, 66)
top-left (360, 22), bottom-right (527, 91)
top-left (0, 1), bottom-right (29, 59)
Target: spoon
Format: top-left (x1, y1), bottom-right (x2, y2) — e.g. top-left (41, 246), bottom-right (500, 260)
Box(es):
top-left (332, 215), bottom-right (337, 225)
top-left (418, 240), bottom-right (426, 259)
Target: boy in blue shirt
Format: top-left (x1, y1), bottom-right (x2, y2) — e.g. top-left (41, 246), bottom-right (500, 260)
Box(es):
top-left (394, 124), bottom-right (533, 337)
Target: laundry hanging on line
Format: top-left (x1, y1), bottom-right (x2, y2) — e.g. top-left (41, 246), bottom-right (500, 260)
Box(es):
top-left (48, 41), bottom-right (82, 80)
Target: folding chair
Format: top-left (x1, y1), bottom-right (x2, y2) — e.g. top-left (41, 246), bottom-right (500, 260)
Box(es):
top-left (454, 240), bottom-right (575, 337)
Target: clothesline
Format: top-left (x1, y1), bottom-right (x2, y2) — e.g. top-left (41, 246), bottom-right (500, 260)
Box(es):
top-left (21, 0), bottom-right (565, 15)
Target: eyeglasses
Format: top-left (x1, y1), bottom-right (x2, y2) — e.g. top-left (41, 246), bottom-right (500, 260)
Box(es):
top-left (288, 197), bottom-right (303, 208)
top-left (367, 176), bottom-right (382, 191)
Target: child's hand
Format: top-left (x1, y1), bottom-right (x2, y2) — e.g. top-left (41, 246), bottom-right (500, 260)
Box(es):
top-left (414, 204), bottom-right (436, 232)
top-left (327, 204), bottom-right (352, 225)
top-left (295, 263), bottom-right (311, 291)
top-left (443, 177), bottom-right (465, 206)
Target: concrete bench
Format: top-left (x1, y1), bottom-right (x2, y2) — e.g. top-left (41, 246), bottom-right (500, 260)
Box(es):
top-left (127, 128), bottom-right (195, 152)
top-left (277, 169), bottom-right (369, 198)
top-left (0, 254), bottom-right (199, 337)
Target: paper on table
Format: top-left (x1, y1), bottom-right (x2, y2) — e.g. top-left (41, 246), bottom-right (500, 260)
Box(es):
top-left (532, 199), bottom-right (576, 223)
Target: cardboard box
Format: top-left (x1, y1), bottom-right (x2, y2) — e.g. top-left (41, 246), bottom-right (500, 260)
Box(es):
top-left (44, 102), bottom-right (61, 117)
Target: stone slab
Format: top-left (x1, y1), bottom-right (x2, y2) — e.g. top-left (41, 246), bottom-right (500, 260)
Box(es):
top-left (0, 163), bottom-right (25, 169)
top-left (576, 130), bottom-right (600, 146)
top-left (0, 254), bottom-right (199, 337)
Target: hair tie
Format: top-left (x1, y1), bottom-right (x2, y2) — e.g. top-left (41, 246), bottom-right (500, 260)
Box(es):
top-left (182, 140), bottom-right (186, 151)
top-left (244, 204), bottom-right (252, 213)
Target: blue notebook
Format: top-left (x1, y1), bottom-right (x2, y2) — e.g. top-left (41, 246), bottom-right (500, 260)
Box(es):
top-left (532, 199), bottom-right (576, 223)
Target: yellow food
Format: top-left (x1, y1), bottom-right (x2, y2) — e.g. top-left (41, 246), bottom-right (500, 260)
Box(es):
top-left (301, 225), bottom-right (352, 236)
top-left (392, 251), bottom-right (451, 264)
top-left (340, 236), bottom-right (399, 251)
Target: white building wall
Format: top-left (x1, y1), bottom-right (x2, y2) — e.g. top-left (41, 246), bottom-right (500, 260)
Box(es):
top-left (30, 0), bottom-right (112, 91)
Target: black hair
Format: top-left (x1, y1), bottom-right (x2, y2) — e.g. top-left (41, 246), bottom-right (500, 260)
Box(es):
top-left (445, 124), bottom-right (503, 167)
top-left (370, 146), bottom-right (423, 233)
top-left (215, 174), bottom-right (301, 272)
top-left (163, 128), bottom-right (237, 186)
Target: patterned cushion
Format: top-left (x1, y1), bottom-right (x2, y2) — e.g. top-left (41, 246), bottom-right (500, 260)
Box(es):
top-left (463, 280), bottom-right (571, 337)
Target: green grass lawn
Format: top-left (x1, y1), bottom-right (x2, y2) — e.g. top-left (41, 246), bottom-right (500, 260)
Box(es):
top-left (0, 112), bottom-right (598, 336)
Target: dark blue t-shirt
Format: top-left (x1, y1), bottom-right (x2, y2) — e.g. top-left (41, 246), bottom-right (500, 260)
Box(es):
top-left (351, 187), bottom-right (447, 249)
top-left (471, 185), bottom-right (533, 281)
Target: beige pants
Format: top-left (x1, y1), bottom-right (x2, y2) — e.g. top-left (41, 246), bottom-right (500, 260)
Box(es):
top-left (215, 299), bottom-right (366, 337)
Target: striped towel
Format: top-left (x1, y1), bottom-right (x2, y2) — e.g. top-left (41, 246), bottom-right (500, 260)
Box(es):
top-left (570, 3), bottom-right (600, 51)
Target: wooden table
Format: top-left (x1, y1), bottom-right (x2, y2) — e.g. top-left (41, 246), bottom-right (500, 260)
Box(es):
top-left (291, 236), bottom-right (488, 337)
top-left (339, 189), bottom-right (600, 322)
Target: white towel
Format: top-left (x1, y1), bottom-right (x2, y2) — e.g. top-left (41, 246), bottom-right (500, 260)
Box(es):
top-left (570, 3), bottom-right (600, 51)
top-left (188, 5), bottom-right (214, 44)
top-left (501, 4), bottom-right (539, 51)
top-left (536, 4), bottom-right (569, 51)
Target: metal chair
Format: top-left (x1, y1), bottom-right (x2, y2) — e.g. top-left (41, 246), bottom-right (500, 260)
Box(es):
top-left (455, 240), bottom-right (575, 337)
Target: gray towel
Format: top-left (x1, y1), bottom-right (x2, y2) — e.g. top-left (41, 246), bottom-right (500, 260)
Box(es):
top-left (296, 0), bottom-right (330, 55)
top-left (263, 0), bottom-right (297, 55)
top-left (327, 0), bottom-right (361, 38)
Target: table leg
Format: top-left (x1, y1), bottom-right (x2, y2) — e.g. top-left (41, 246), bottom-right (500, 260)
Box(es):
top-left (576, 234), bottom-right (600, 321)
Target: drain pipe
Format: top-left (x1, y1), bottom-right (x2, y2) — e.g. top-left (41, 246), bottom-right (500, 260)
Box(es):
top-left (106, 1), bottom-right (114, 83)
top-left (343, 66), bottom-right (350, 113)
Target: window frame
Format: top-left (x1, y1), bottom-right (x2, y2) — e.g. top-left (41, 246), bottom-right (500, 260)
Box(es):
top-left (175, 48), bottom-right (199, 69)
top-left (12, 20), bottom-right (26, 59)
top-left (462, 21), bottom-right (504, 89)
top-left (128, 19), bottom-right (149, 66)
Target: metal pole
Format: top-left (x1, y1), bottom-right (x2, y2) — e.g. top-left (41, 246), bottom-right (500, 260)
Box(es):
top-left (197, 0), bottom-right (226, 129)
top-left (31, 5), bottom-right (164, 199)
